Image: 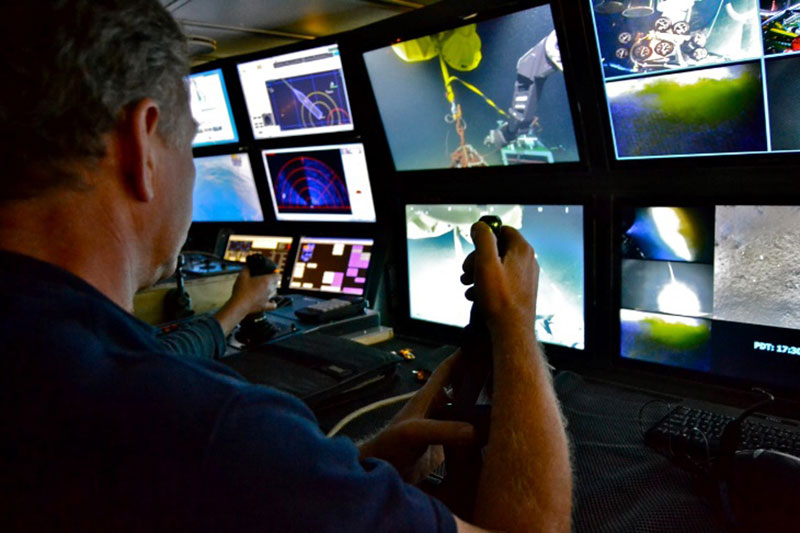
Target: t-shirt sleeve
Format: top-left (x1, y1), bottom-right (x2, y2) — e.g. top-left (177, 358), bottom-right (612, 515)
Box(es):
top-left (197, 385), bottom-right (457, 533)
top-left (155, 315), bottom-right (227, 360)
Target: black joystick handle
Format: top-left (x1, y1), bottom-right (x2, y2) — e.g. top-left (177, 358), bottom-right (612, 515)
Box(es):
top-left (235, 254), bottom-right (280, 346)
top-left (246, 253), bottom-right (278, 277)
top-left (445, 215), bottom-right (503, 444)
top-left (163, 253), bottom-right (194, 320)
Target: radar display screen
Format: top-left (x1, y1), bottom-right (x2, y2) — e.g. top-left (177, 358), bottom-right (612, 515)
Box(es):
top-left (262, 143), bottom-right (376, 223)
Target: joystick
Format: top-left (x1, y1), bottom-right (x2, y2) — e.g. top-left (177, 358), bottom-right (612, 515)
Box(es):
top-left (163, 254), bottom-right (194, 321)
top-left (234, 254), bottom-right (280, 346)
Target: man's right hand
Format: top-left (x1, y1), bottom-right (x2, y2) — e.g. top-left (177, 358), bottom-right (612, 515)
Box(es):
top-left (460, 221), bottom-right (539, 337)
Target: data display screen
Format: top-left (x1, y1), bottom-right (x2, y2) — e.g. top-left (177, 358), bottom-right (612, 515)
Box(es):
top-left (406, 204), bottom-right (585, 349)
top-left (588, 1), bottom-right (800, 159)
top-left (290, 237), bottom-right (373, 296)
top-left (363, 3), bottom-right (580, 171)
top-left (192, 153), bottom-right (264, 222)
top-left (262, 143), bottom-right (376, 223)
top-left (619, 205), bottom-right (800, 393)
top-left (237, 44), bottom-right (354, 140)
top-left (189, 69), bottom-right (239, 147)
top-left (223, 234), bottom-right (293, 288)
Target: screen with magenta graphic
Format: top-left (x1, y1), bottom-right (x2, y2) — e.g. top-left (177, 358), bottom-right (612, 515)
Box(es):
top-left (290, 237), bottom-right (373, 296)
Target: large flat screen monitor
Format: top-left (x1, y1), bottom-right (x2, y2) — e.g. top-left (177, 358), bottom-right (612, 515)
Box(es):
top-left (192, 153), bottom-right (264, 223)
top-left (406, 204), bottom-right (585, 349)
top-left (189, 68), bottom-right (239, 147)
top-left (363, 2), bottom-right (580, 171)
top-left (618, 204), bottom-right (800, 396)
top-left (261, 143), bottom-right (376, 223)
top-left (237, 44), bottom-right (354, 140)
top-left (289, 237), bottom-right (374, 296)
top-left (588, 1), bottom-right (800, 160)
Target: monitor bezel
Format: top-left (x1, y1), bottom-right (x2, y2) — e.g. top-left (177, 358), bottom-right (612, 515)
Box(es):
top-left (233, 39), bottom-right (356, 143)
top-left (358, 0), bottom-right (590, 177)
top-left (610, 194), bottom-right (800, 404)
top-left (580, 0), bottom-right (800, 171)
top-left (394, 194), bottom-right (597, 372)
top-left (284, 233), bottom-right (385, 305)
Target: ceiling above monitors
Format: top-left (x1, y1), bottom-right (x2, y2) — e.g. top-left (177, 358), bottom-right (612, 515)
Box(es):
top-left (363, 1), bottom-right (582, 171)
top-left (587, 0), bottom-right (800, 160)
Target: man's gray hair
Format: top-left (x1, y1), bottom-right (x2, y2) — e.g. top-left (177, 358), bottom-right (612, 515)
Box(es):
top-left (0, 0), bottom-right (191, 200)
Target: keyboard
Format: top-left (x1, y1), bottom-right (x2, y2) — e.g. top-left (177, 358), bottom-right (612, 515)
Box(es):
top-left (646, 405), bottom-right (800, 459)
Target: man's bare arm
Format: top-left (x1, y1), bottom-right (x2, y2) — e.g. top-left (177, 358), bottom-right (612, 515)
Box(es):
top-left (461, 222), bottom-right (572, 533)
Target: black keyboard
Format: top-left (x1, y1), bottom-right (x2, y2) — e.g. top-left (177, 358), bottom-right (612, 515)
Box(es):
top-left (646, 405), bottom-right (800, 458)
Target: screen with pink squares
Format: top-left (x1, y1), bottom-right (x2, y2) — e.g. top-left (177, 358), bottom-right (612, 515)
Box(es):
top-left (289, 237), bottom-right (374, 296)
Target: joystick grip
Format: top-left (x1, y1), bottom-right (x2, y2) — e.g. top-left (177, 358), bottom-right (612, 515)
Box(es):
top-left (246, 253), bottom-right (278, 277)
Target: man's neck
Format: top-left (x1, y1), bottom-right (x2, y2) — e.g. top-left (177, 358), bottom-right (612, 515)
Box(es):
top-left (0, 192), bottom-right (142, 312)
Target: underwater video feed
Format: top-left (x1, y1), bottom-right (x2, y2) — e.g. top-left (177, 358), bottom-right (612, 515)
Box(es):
top-left (590, 0), bottom-right (761, 79)
top-left (406, 204), bottom-right (584, 349)
top-left (620, 309), bottom-right (712, 371)
top-left (713, 205), bottom-right (800, 330)
top-left (622, 259), bottom-right (713, 317)
top-left (622, 206), bottom-right (714, 262)
top-left (192, 154), bottom-right (264, 223)
top-left (761, 1), bottom-right (800, 56)
top-left (607, 63), bottom-right (767, 157)
top-left (766, 54), bottom-right (800, 150)
top-left (363, 4), bottom-right (580, 171)
top-left (619, 204), bottom-right (800, 393)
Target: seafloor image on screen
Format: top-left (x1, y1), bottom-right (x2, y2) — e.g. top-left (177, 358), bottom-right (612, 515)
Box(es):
top-left (192, 154), bottom-right (264, 222)
top-left (762, 1), bottom-right (800, 55)
top-left (266, 70), bottom-right (351, 132)
top-left (620, 309), bottom-right (711, 371)
top-left (766, 54), bottom-right (800, 150)
top-left (622, 206), bottom-right (714, 262)
top-left (364, 5), bottom-right (579, 170)
top-left (713, 205), bottom-right (800, 329)
top-left (622, 259), bottom-right (713, 317)
top-left (406, 204), bottom-right (584, 349)
top-left (590, 0), bottom-right (761, 79)
top-left (265, 149), bottom-right (351, 215)
top-left (608, 62), bottom-right (767, 157)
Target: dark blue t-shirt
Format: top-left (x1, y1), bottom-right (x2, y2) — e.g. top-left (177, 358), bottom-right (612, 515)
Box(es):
top-left (0, 251), bottom-right (456, 532)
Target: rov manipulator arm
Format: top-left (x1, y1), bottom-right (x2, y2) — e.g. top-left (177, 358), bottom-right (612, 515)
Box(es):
top-left (484, 30), bottom-right (563, 150)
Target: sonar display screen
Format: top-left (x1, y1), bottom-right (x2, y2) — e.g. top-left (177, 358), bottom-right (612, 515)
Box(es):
top-left (290, 237), bottom-right (373, 296)
top-left (237, 44), bottom-right (354, 140)
top-left (262, 143), bottom-right (376, 223)
top-left (406, 204), bottom-right (584, 350)
top-left (363, 3), bottom-right (580, 171)
top-left (192, 153), bottom-right (264, 223)
top-left (189, 69), bottom-right (239, 147)
top-left (619, 205), bottom-right (800, 394)
top-left (588, 1), bottom-right (800, 159)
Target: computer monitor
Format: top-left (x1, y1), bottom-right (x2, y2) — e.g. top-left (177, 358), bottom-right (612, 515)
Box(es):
top-left (289, 237), bottom-right (374, 296)
top-left (192, 153), bottom-right (264, 223)
top-left (223, 234), bottom-right (293, 287)
top-left (587, 1), bottom-right (800, 160)
top-left (363, 2), bottom-right (580, 171)
top-left (261, 143), bottom-right (377, 223)
top-left (236, 43), bottom-right (354, 140)
top-left (618, 204), bottom-right (800, 396)
top-left (406, 204), bottom-right (585, 350)
top-left (189, 68), bottom-right (239, 147)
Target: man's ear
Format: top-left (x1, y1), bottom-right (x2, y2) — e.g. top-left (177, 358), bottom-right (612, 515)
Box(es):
top-left (120, 98), bottom-right (162, 202)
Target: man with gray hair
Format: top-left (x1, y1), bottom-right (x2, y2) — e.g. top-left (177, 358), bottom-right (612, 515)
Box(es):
top-left (0, 1), bottom-right (572, 531)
